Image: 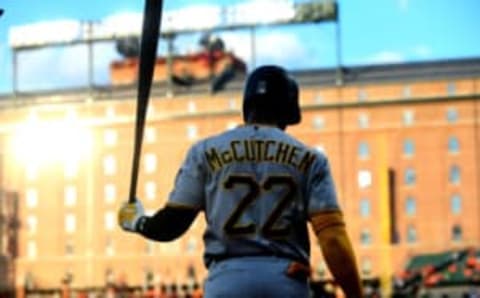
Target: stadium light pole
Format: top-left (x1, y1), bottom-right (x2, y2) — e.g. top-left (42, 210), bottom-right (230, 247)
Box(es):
top-left (86, 21), bottom-right (95, 95)
top-left (334, 2), bottom-right (343, 86)
top-left (250, 26), bottom-right (256, 70)
top-left (11, 50), bottom-right (18, 97)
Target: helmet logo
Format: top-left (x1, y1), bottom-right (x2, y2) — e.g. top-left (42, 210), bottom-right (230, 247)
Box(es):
top-left (256, 80), bottom-right (267, 94)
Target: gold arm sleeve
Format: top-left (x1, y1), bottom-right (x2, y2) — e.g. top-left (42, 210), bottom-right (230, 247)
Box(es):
top-left (310, 211), bottom-right (364, 298)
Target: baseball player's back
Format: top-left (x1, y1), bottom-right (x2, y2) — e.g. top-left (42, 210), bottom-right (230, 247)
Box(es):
top-left (194, 124), bottom-right (317, 297)
top-left (118, 65), bottom-right (363, 298)
top-left (197, 124), bottom-right (316, 265)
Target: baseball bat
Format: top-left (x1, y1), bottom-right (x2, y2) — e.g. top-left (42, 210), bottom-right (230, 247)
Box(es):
top-left (129, 0), bottom-right (164, 203)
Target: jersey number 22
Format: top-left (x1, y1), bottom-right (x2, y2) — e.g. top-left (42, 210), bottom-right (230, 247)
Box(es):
top-left (223, 174), bottom-right (297, 238)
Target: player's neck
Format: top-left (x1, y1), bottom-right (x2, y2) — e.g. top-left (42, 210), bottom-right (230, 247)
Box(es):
top-left (245, 122), bottom-right (286, 130)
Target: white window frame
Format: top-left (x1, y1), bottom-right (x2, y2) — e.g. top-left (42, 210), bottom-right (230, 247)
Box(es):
top-left (104, 211), bottom-right (116, 231)
top-left (65, 213), bottom-right (76, 234)
top-left (64, 185), bottom-right (77, 207)
top-left (104, 183), bottom-right (116, 204)
top-left (103, 155), bottom-right (116, 176)
top-left (26, 215), bottom-right (37, 235)
top-left (103, 129), bottom-right (118, 147)
top-left (145, 181), bottom-right (157, 200)
top-left (26, 188), bottom-right (38, 208)
top-left (144, 153), bottom-right (157, 174)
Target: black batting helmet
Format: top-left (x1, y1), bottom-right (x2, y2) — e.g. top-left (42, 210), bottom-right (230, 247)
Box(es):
top-left (242, 65), bottom-right (301, 126)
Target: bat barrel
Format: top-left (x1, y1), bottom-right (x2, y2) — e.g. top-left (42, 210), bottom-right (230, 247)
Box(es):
top-left (128, 0), bottom-right (163, 203)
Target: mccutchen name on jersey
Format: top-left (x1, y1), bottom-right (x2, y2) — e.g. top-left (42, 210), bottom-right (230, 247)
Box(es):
top-left (204, 139), bottom-right (316, 173)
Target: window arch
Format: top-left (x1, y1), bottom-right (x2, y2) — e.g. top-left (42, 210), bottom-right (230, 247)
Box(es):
top-left (449, 165), bottom-right (461, 184)
top-left (406, 225), bottom-right (417, 244)
top-left (450, 194), bottom-right (462, 215)
top-left (452, 225), bottom-right (462, 242)
top-left (447, 136), bottom-right (460, 153)
top-left (403, 139), bottom-right (415, 156)
top-left (404, 167), bottom-right (416, 185)
top-left (405, 196), bottom-right (416, 216)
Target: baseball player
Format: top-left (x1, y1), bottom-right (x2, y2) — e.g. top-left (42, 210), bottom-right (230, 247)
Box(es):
top-left (118, 65), bottom-right (363, 297)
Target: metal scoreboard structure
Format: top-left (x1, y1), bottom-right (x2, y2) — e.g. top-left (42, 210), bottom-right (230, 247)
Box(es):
top-left (7, 0), bottom-right (342, 95)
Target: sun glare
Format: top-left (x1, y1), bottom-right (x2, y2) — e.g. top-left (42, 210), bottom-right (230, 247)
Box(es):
top-left (12, 117), bottom-right (92, 165)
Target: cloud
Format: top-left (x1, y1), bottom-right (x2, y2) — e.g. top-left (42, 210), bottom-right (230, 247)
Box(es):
top-left (367, 51), bottom-right (405, 64)
top-left (17, 46), bottom-right (87, 90)
top-left (256, 33), bottom-right (309, 65)
top-left (220, 31), bottom-right (311, 70)
top-left (17, 43), bottom-right (118, 91)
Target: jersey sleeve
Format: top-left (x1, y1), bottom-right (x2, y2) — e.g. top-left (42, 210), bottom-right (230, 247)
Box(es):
top-left (306, 153), bottom-right (340, 215)
top-left (167, 143), bottom-right (206, 210)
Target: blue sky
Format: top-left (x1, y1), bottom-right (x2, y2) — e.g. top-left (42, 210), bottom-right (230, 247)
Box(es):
top-left (0, 0), bottom-right (479, 93)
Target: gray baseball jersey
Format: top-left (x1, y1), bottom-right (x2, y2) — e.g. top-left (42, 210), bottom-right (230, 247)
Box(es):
top-left (168, 124), bottom-right (339, 266)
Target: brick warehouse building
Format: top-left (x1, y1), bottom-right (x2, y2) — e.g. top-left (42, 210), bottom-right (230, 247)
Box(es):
top-left (1, 56), bottom-right (480, 295)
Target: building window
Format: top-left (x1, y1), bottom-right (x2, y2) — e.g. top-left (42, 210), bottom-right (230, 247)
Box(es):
top-left (447, 136), bottom-right (460, 154)
top-left (228, 98), bottom-right (237, 110)
top-left (360, 228), bottom-right (372, 246)
top-left (144, 153), bottom-right (157, 173)
top-left (103, 129), bottom-right (118, 147)
top-left (450, 193), bottom-right (462, 215)
top-left (106, 107), bottom-right (115, 118)
top-left (446, 107), bottom-right (458, 123)
top-left (103, 155), bottom-right (116, 176)
top-left (145, 241), bottom-right (155, 255)
top-left (64, 185), bottom-right (77, 207)
top-left (145, 181), bottom-right (156, 200)
top-left (105, 237), bottom-right (115, 256)
top-left (404, 167), bottom-right (416, 185)
top-left (406, 225), bottom-right (417, 244)
top-left (402, 85), bottom-right (411, 98)
top-left (104, 212), bottom-right (116, 231)
top-left (358, 113), bottom-right (369, 129)
top-left (65, 213), bottom-right (76, 234)
top-left (452, 225), bottom-right (462, 242)
top-left (403, 139), bottom-right (415, 157)
top-left (357, 89), bottom-right (368, 102)
top-left (65, 240), bottom-right (74, 256)
top-left (358, 170), bottom-right (372, 189)
top-left (105, 269), bottom-right (115, 285)
top-left (358, 141), bottom-right (370, 159)
top-left (449, 165), bottom-right (461, 184)
top-left (186, 124), bottom-right (198, 140)
top-left (405, 196), bottom-right (416, 216)
top-left (104, 184), bottom-right (116, 204)
top-left (403, 110), bottom-right (415, 126)
top-left (26, 188), bottom-right (38, 208)
top-left (360, 198), bottom-right (371, 218)
top-left (187, 100), bottom-right (196, 113)
top-left (361, 258), bottom-right (373, 276)
top-left (26, 215), bottom-right (37, 235)
top-left (145, 126), bottom-right (156, 143)
top-left (312, 116), bottom-right (325, 130)
top-left (446, 82), bottom-right (456, 95)
top-left (186, 236), bottom-right (198, 254)
top-left (27, 240), bottom-right (37, 259)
